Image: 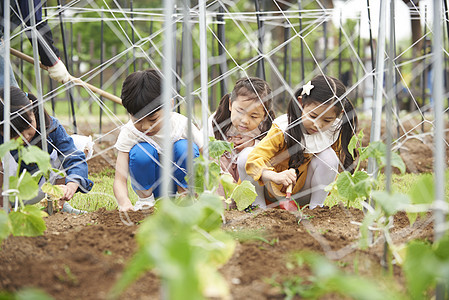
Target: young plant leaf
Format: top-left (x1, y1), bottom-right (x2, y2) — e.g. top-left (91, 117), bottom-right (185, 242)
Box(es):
top-left (41, 182), bottom-right (64, 200)
top-left (372, 191), bottom-right (410, 216)
top-left (0, 210), bottom-right (11, 244)
top-left (9, 206), bottom-right (47, 237)
top-left (207, 162), bottom-right (221, 191)
top-left (9, 171), bottom-right (39, 201)
top-left (409, 174), bottom-right (434, 205)
top-left (231, 180), bottom-right (257, 211)
top-left (220, 173), bottom-right (237, 199)
top-left (197, 192), bottom-right (224, 232)
top-left (336, 171), bottom-right (370, 204)
top-left (403, 240), bottom-right (437, 298)
top-left (407, 174), bottom-right (434, 225)
top-left (208, 137), bottom-right (233, 160)
top-left (0, 138), bottom-right (22, 158)
top-left (21, 146), bottom-right (52, 175)
top-left (348, 130), bottom-right (363, 160)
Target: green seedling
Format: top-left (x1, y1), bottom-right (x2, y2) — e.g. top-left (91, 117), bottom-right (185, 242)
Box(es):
top-left (111, 192), bottom-right (236, 300)
top-left (403, 234), bottom-right (449, 299)
top-left (0, 138), bottom-right (63, 242)
top-left (281, 251), bottom-right (405, 300)
top-left (191, 137), bottom-right (257, 211)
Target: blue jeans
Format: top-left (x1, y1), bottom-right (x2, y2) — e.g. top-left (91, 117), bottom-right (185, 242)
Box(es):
top-left (0, 40), bottom-right (19, 89)
top-left (129, 139), bottom-right (199, 198)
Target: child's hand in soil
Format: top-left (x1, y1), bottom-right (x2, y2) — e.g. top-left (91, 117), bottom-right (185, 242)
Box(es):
top-left (56, 182), bottom-right (79, 209)
top-left (59, 182), bottom-right (79, 201)
top-left (119, 202), bottom-right (134, 212)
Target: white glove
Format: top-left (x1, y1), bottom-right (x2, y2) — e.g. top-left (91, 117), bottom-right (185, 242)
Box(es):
top-left (47, 59), bottom-right (71, 83)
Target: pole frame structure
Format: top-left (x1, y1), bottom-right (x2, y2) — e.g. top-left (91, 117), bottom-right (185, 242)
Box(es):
top-left (57, 0), bottom-right (77, 134)
top-left (182, 0), bottom-right (194, 197)
top-left (383, 0), bottom-right (395, 270)
top-left (99, 9), bottom-right (104, 140)
top-left (298, 0), bottom-right (305, 82)
top-left (255, 0), bottom-right (266, 80)
top-left (28, 0), bottom-right (50, 213)
top-left (199, 0), bottom-right (209, 184)
top-left (160, 0), bottom-right (175, 199)
top-left (2, 0), bottom-right (11, 212)
top-left (432, 1), bottom-right (446, 298)
top-left (28, 0), bottom-right (48, 155)
top-left (217, 5), bottom-right (227, 99)
top-left (367, 0), bottom-right (387, 181)
top-left (432, 0), bottom-right (446, 240)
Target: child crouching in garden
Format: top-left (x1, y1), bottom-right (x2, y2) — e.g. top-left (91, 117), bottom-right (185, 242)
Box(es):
top-left (246, 75), bottom-right (358, 210)
top-left (209, 77), bottom-right (275, 208)
top-left (113, 69), bottom-right (203, 212)
top-left (0, 86), bottom-right (93, 212)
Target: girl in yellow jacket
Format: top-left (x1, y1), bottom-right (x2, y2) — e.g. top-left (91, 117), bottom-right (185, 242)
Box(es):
top-left (245, 75), bottom-right (358, 210)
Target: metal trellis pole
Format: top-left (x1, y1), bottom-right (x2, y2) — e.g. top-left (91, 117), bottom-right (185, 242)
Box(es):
top-left (99, 9), bottom-right (104, 141)
top-left (367, 0), bottom-right (387, 196)
top-left (199, 0), bottom-right (209, 183)
top-left (298, 0), bottom-right (305, 82)
top-left (161, 0), bottom-right (175, 199)
top-left (432, 0), bottom-right (446, 296)
top-left (354, 13), bottom-right (361, 104)
top-left (57, 0), bottom-right (77, 133)
top-left (338, 10), bottom-right (342, 80)
top-left (29, 0), bottom-right (50, 213)
top-left (28, 0), bottom-right (47, 154)
top-left (3, 0), bottom-right (11, 212)
top-left (367, 0), bottom-right (376, 86)
top-left (217, 5), bottom-right (227, 99)
top-left (255, 0), bottom-right (266, 80)
top-left (432, 0), bottom-right (446, 240)
top-left (182, 0), bottom-right (194, 197)
top-left (131, 0), bottom-right (136, 72)
top-left (283, 22), bottom-right (290, 101)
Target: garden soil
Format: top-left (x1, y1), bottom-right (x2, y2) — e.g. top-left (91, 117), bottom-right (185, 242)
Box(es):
top-left (0, 118), bottom-right (444, 299)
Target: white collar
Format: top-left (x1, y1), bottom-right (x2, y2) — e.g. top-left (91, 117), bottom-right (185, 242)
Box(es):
top-left (274, 114), bottom-right (340, 153)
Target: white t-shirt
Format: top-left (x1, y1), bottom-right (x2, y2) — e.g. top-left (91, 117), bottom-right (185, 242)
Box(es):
top-left (273, 114), bottom-right (341, 154)
top-left (115, 112), bottom-right (204, 153)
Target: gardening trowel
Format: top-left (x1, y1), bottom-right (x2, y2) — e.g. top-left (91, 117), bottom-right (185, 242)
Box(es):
top-left (279, 184), bottom-right (298, 211)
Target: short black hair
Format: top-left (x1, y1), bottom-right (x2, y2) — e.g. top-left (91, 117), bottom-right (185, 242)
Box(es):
top-left (121, 69), bottom-right (163, 119)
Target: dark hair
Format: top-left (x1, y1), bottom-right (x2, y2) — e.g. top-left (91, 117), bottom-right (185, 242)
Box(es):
top-left (286, 75), bottom-right (358, 171)
top-left (212, 77), bottom-right (275, 140)
top-left (0, 87), bottom-right (51, 143)
top-left (121, 69), bottom-right (163, 119)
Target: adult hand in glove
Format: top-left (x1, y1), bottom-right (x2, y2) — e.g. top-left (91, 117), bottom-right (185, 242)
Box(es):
top-left (47, 59), bottom-right (71, 83)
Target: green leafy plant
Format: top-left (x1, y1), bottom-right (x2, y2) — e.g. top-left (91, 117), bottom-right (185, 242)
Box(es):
top-left (403, 234), bottom-right (449, 299)
top-left (192, 137), bottom-right (257, 211)
top-left (0, 139), bottom-right (63, 242)
top-left (327, 130), bottom-right (406, 207)
top-left (273, 251), bottom-right (405, 300)
top-left (111, 192), bottom-right (236, 300)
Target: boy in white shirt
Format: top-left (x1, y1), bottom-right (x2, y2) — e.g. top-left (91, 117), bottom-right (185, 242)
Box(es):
top-left (113, 69), bottom-right (203, 211)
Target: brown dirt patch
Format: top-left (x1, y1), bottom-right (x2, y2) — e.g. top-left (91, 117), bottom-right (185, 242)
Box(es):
top-left (0, 205), bottom-right (434, 299)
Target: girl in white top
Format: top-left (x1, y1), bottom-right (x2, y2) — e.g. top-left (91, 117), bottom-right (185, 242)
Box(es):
top-left (209, 77), bottom-right (275, 208)
top-left (246, 75), bottom-right (358, 210)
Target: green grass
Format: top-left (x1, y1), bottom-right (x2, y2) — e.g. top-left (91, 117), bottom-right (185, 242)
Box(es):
top-left (67, 168), bottom-right (138, 212)
top-left (57, 169), bottom-right (449, 213)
